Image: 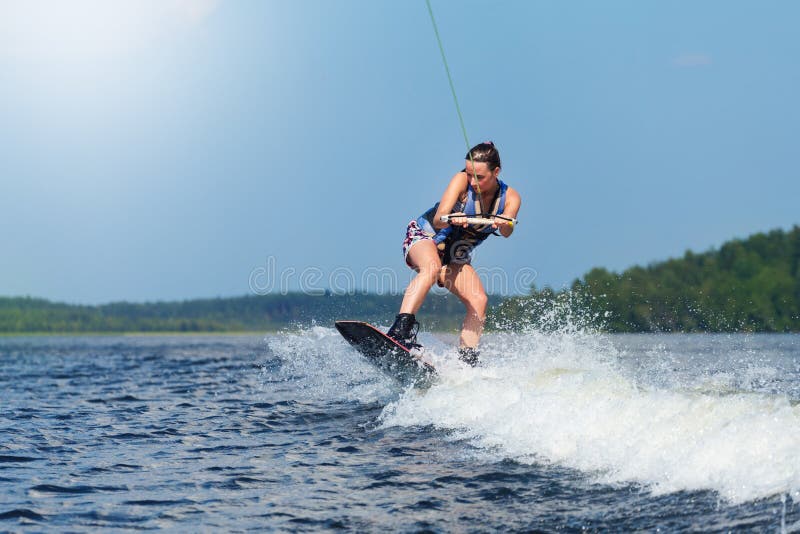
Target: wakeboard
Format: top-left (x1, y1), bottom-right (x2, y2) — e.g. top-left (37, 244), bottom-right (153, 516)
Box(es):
top-left (334, 320), bottom-right (436, 386)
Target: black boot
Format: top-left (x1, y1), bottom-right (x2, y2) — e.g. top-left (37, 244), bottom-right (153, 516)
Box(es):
top-left (386, 313), bottom-right (421, 350)
top-left (458, 346), bottom-right (479, 367)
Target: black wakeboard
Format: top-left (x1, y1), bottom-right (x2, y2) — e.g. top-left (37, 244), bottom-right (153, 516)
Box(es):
top-left (335, 320), bottom-right (436, 386)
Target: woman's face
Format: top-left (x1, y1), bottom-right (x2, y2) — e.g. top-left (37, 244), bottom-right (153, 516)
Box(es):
top-left (464, 160), bottom-right (498, 190)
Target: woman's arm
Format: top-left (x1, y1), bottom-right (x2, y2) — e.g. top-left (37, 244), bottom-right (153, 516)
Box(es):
top-left (496, 187), bottom-right (521, 238)
top-left (432, 172), bottom-right (469, 230)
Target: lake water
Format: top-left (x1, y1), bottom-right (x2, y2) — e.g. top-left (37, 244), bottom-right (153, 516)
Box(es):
top-left (1, 330), bottom-right (799, 531)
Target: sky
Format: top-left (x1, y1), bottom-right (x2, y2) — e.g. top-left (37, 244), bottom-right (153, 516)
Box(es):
top-left (1, 0), bottom-right (799, 304)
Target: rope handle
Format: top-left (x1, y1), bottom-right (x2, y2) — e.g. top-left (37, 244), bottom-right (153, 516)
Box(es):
top-left (440, 214), bottom-right (518, 226)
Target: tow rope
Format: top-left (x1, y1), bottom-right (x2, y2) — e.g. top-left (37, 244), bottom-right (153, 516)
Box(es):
top-left (424, 0), bottom-right (486, 215)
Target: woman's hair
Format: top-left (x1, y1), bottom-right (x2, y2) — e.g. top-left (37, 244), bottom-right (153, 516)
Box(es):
top-left (466, 141), bottom-right (501, 171)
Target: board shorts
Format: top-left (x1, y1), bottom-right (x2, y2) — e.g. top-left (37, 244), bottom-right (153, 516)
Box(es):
top-left (402, 220), bottom-right (434, 267)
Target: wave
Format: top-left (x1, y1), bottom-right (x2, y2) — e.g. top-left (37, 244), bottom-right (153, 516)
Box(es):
top-left (265, 325), bottom-right (399, 404)
top-left (379, 330), bottom-right (800, 504)
top-left (267, 324), bottom-right (800, 503)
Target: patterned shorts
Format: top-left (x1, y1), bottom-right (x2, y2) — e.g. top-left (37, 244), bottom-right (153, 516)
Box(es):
top-left (402, 220), bottom-right (435, 266)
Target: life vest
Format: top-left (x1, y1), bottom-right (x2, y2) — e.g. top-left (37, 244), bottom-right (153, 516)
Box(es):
top-left (416, 179), bottom-right (509, 264)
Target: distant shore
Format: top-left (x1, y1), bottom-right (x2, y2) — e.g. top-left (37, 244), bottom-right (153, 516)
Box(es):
top-left (0, 293), bottom-right (479, 335)
top-left (3, 225), bottom-right (799, 335)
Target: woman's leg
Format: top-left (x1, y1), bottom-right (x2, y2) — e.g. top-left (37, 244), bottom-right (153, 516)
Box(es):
top-left (442, 263), bottom-right (488, 348)
top-left (400, 240), bottom-right (442, 314)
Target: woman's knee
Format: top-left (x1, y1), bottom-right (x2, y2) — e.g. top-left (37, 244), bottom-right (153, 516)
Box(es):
top-left (467, 292), bottom-right (488, 316)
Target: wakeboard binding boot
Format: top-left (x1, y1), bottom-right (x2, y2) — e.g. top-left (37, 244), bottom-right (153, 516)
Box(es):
top-left (386, 313), bottom-right (422, 352)
top-left (458, 346), bottom-right (479, 367)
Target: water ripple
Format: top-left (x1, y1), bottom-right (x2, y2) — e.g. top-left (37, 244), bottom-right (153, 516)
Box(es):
top-left (0, 455), bottom-right (42, 463)
top-left (0, 509), bottom-right (45, 522)
top-left (29, 484), bottom-right (128, 495)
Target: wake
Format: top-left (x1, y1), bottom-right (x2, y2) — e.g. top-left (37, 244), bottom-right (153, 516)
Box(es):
top-left (266, 322), bottom-right (800, 504)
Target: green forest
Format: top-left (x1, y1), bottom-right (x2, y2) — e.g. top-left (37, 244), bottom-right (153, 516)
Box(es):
top-left (495, 226), bottom-right (800, 332)
top-left (0, 292), bottom-right (500, 334)
top-left (2, 226), bottom-right (799, 334)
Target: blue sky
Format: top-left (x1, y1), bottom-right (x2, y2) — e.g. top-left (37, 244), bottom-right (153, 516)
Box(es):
top-left (1, 1), bottom-right (798, 304)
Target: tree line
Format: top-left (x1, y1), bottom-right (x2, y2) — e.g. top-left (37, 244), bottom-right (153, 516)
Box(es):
top-left (0, 292), bottom-right (499, 334)
top-left (2, 226), bottom-right (799, 333)
top-left (493, 226), bottom-right (800, 332)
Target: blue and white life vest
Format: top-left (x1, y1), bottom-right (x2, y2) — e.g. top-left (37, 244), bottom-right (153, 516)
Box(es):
top-left (416, 179), bottom-right (509, 264)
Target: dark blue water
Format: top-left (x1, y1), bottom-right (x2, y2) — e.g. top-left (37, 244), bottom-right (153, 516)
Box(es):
top-left (1, 331), bottom-right (799, 531)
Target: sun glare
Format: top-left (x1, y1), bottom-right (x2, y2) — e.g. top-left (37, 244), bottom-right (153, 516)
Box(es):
top-left (0, 0), bottom-right (220, 62)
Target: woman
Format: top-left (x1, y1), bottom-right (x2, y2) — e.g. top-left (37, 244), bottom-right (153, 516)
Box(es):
top-left (387, 142), bottom-right (521, 366)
